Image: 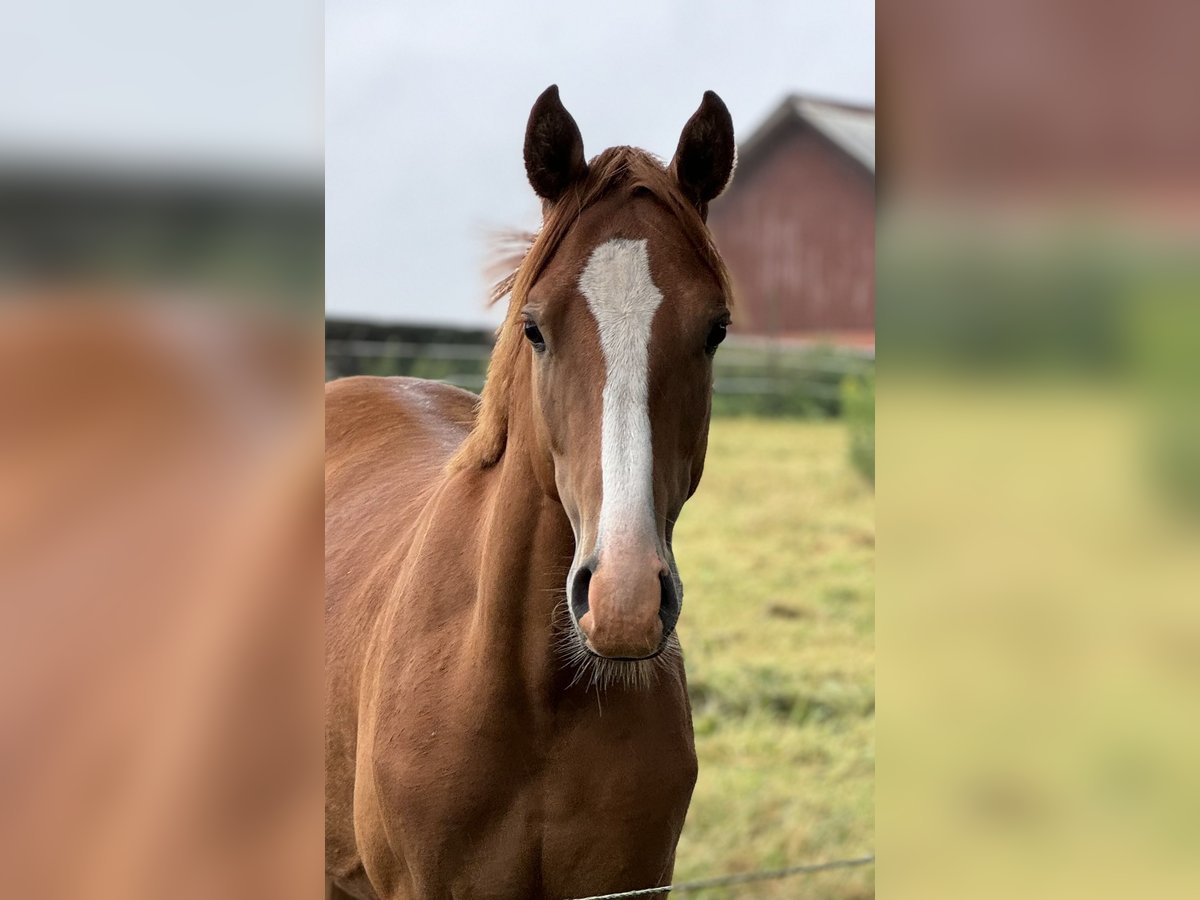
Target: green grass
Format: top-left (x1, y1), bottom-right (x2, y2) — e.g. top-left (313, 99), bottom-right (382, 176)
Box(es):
top-left (672, 418), bottom-right (875, 898)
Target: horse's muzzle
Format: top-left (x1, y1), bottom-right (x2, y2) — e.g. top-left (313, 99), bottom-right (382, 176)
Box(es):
top-left (569, 553), bottom-right (679, 659)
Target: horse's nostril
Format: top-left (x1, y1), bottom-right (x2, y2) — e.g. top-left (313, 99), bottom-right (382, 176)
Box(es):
top-left (658, 571), bottom-right (680, 636)
top-left (569, 566), bottom-right (592, 621)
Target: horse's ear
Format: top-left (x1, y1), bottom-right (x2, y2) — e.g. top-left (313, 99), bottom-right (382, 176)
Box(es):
top-left (524, 85), bottom-right (587, 202)
top-left (670, 91), bottom-right (736, 219)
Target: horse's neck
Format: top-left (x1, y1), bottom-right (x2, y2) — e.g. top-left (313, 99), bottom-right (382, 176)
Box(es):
top-left (463, 425), bottom-right (574, 690)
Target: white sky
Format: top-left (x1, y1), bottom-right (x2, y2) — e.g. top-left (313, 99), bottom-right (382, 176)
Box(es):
top-left (326, 0), bottom-right (874, 328)
top-left (0, 0), bottom-right (323, 181)
top-left (0, 1), bottom-right (873, 328)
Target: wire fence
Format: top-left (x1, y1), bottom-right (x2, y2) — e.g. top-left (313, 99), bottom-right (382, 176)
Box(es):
top-left (324, 336), bottom-right (873, 417)
top-left (565, 853), bottom-right (876, 899)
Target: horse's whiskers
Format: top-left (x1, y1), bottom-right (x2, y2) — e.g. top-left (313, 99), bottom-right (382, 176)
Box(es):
top-left (549, 596), bottom-right (680, 694)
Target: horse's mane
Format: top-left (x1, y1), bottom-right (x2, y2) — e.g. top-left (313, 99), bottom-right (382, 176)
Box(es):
top-left (448, 146), bottom-right (732, 473)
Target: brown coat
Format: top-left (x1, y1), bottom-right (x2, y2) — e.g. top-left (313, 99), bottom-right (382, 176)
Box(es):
top-left (326, 87), bottom-right (736, 899)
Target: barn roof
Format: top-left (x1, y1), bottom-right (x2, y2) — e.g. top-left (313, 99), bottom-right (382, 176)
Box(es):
top-left (738, 94), bottom-right (875, 176)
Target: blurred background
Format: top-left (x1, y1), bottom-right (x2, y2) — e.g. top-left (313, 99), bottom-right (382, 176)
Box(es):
top-left (0, 0), bottom-right (323, 305)
top-left (325, 1), bottom-right (877, 896)
top-left (879, 1), bottom-right (1200, 897)
top-left (1, 3), bottom-right (324, 899)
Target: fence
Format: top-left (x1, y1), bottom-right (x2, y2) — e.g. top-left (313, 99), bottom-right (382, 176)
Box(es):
top-left (566, 854), bottom-right (875, 899)
top-left (325, 334), bottom-right (873, 417)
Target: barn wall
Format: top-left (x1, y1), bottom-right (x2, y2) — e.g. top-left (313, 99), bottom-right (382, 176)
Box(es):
top-left (708, 121), bottom-right (875, 343)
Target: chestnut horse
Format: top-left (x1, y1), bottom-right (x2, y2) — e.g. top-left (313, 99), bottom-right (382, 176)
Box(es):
top-left (326, 86), bottom-right (736, 899)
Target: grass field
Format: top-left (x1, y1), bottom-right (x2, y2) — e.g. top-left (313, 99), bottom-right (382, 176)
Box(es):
top-left (671, 417), bottom-right (875, 898)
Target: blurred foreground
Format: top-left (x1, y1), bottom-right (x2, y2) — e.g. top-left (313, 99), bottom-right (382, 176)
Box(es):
top-left (0, 301), bottom-right (323, 899)
top-left (881, 371), bottom-right (1200, 900)
top-left (879, 227), bottom-right (1200, 899)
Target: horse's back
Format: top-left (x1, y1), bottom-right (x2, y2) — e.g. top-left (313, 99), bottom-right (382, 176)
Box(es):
top-left (323, 371), bottom-right (479, 657)
top-left (326, 373), bottom-right (476, 533)
top-left (324, 375), bottom-right (477, 890)
top-left (325, 375), bottom-right (476, 605)
top-left (326, 375), bottom-right (476, 480)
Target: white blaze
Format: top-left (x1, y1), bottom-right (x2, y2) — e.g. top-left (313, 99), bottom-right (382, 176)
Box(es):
top-left (577, 238), bottom-right (663, 551)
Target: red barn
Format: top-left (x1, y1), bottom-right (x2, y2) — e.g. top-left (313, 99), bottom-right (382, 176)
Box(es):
top-left (709, 95), bottom-right (875, 349)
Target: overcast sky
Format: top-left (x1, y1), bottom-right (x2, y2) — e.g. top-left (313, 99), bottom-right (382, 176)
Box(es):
top-left (0, 2), bottom-right (872, 326)
top-left (327, 0), bottom-right (874, 328)
top-left (0, 0), bottom-right (322, 180)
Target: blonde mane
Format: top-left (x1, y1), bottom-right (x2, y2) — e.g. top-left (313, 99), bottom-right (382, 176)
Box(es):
top-left (448, 146), bottom-right (732, 473)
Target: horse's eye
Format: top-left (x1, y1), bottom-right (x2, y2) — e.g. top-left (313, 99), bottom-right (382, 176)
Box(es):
top-left (704, 322), bottom-right (728, 355)
top-left (523, 321), bottom-right (546, 352)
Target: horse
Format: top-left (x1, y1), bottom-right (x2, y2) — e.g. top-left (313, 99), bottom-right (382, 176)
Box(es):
top-left (325, 85), bottom-right (736, 899)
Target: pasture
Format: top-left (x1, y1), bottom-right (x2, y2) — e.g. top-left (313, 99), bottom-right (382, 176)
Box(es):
top-left (671, 417), bottom-right (875, 898)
